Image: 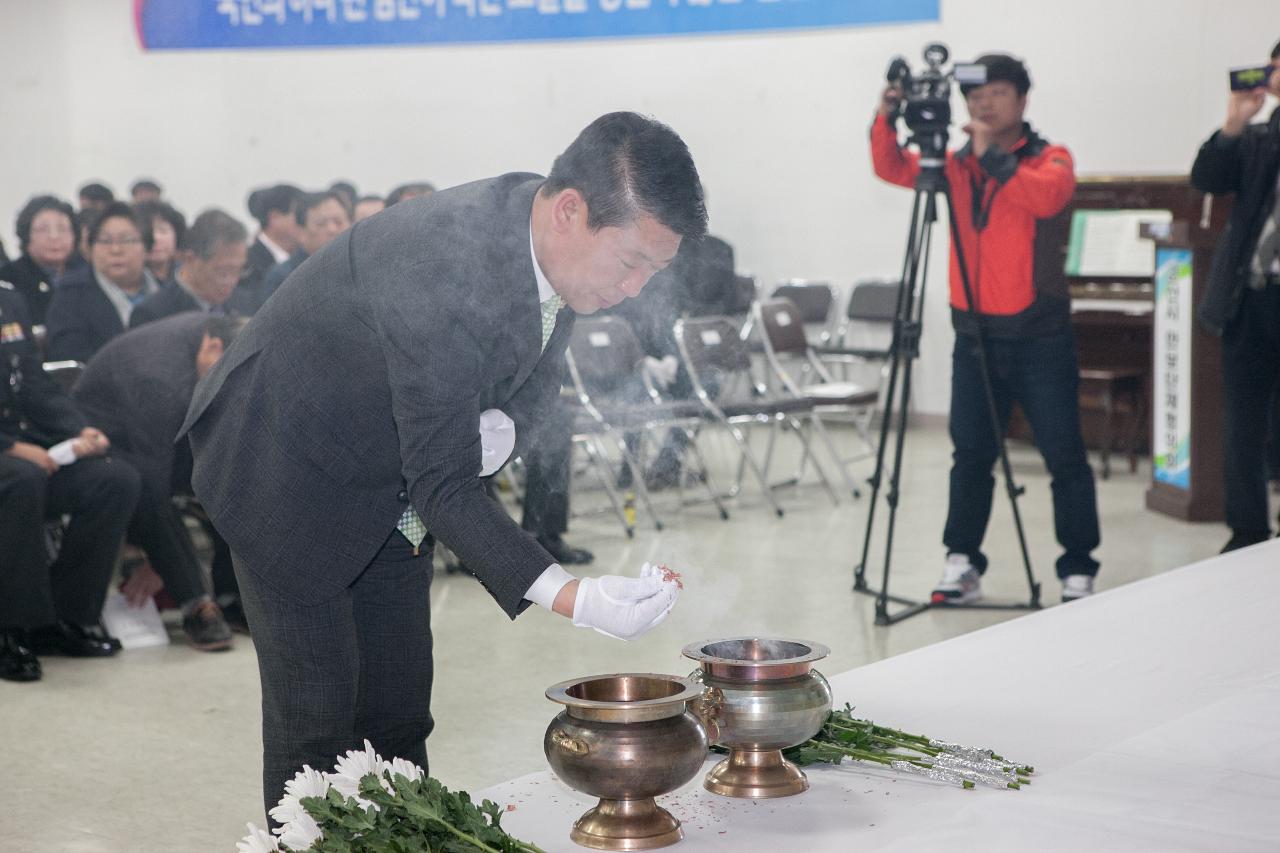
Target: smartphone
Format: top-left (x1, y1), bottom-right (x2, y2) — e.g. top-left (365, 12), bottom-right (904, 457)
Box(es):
top-left (1229, 65), bottom-right (1273, 91)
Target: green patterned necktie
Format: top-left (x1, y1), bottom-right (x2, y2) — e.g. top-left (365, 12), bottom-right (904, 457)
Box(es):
top-left (397, 293), bottom-right (563, 550)
top-left (540, 293), bottom-right (563, 350)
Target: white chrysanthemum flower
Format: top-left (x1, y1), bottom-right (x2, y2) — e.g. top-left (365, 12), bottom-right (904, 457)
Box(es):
top-left (327, 739), bottom-right (391, 806)
top-left (236, 822), bottom-right (280, 853)
top-left (388, 757), bottom-right (424, 783)
top-left (276, 810), bottom-right (323, 852)
top-left (270, 765), bottom-right (331, 827)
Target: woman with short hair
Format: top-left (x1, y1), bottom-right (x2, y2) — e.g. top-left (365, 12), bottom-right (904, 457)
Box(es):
top-left (0, 196), bottom-right (79, 327)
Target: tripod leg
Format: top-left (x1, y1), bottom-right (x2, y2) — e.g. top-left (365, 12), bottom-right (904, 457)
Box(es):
top-left (855, 189), bottom-right (927, 591)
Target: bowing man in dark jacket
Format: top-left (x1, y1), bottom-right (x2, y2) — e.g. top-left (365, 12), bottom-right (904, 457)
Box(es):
top-left (129, 210), bottom-right (249, 328)
top-left (179, 113), bottom-right (705, 817)
top-left (74, 312), bottom-right (248, 651)
top-left (0, 284), bottom-right (140, 682)
top-left (1190, 40), bottom-right (1280, 551)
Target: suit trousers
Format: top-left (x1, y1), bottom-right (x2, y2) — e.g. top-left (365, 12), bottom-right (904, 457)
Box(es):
top-left (115, 451), bottom-right (211, 607)
top-left (1221, 285), bottom-right (1280, 541)
top-left (0, 454), bottom-right (139, 627)
top-left (235, 529), bottom-right (435, 821)
top-left (943, 331), bottom-right (1101, 579)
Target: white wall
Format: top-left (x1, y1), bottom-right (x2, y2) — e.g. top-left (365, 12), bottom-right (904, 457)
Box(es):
top-left (1, 0), bottom-right (1274, 412)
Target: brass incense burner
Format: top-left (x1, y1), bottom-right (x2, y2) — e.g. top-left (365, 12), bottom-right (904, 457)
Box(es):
top-left (683, 638), bottom-right (832, 799)
top-left (544, 674), bottom-right (708, 850)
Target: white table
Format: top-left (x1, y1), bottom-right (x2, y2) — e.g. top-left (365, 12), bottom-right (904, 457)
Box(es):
top-left (478, 541), bottom-right (1280, 851)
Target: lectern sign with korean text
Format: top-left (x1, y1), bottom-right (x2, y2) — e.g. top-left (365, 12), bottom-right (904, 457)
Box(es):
top-left (134, 0), bottom-right (938, 50)
top-left (1152, 247), bottom-right (1192, 491)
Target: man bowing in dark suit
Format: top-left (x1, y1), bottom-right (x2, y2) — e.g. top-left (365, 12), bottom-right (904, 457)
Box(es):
top-left (179, 112), bottom-right (706, 815)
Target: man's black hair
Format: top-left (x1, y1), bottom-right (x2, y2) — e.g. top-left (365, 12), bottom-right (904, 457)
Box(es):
top-left (203, 313), bottom-right (249, 346)
top-left (87, 201), bottom-right (153, 252)
top-left (294, 191), bottom-right (350, 228)
top-left (78, 182), bottom-right (115, 205)
top-left (131, 178), bottom-right (162, 197)
top-left (247, 183), bottom-right (303, 230)
top-left (135, 201), bottom-right (187, 249)
top-left (385, 182), bottom-right (436, 207)
top-left (1271, 39), bottom-right (1280, 60)
top-left (182, 209), bottom-right (248, 261)
top-left (960, 53), bottom-right (1032, 98)
top-left (329, 181), bottom-right (357, 205)
top-left (15, 195), bottom-right (77, 254)
top-left (542, 112), bottom-right (707, 241)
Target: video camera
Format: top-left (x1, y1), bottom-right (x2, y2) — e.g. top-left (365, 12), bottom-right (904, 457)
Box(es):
top-left (885, 43), bottom-right (987, 164)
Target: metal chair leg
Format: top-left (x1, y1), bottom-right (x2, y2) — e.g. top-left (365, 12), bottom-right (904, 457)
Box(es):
top-left (581, 436), bottom-right (633, 537)
top-left (723, 418), bottom-right (785, 517)
top-left (681, 425), bottom-right (730, 521)
top-left (613, 433), bottom-right (665, 531)
top-left (790, 416), bottom-right (840, 506)
top-left (810, 413), bottom-right (862, 499)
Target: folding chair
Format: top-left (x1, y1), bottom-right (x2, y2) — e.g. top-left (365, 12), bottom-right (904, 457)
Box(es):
top-left (754, 298), bottom-right (880, 501)
top-left (823, 279), bottom-right (900, 395)
top-left (675, 316), bottom-right (842, 515)
top-left (566, 316), bottom-right (729, 533)
top-left (771, 280), bottom-right (838, 346)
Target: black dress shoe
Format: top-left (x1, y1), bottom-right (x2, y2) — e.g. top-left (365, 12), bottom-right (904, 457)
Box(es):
top-left (29, 620), bottom-right (119, 658)
top-left (1, 630), bottom-right (41, 682)
top-left (538, 535), bottom-right (595, 565)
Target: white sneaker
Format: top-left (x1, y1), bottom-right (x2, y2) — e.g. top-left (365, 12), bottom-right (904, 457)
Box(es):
top-left (1061, 575), bottom-right (1095, 602)
top-left (931, 554), bottom-right (982, 605)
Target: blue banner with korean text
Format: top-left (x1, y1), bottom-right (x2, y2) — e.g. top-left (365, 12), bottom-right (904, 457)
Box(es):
top-left (135, 0), bottom-right (938, 51)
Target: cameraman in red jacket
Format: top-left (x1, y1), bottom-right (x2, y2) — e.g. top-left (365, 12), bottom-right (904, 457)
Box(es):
top-left (871, 53), bottom-right (1101, 605)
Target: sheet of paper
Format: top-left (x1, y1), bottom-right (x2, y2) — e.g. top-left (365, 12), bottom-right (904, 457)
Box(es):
top-left (100, 592), bottom-right (170, 650)
top-left (1065, 209), bottom-right (1173, 277)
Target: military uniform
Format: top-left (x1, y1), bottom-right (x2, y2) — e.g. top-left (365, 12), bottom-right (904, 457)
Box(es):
top-left (0, 283), bottom-right (140, 679)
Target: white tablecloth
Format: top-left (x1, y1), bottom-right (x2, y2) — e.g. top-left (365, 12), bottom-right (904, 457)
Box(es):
top-left (478, 541), bottom-right (1280, 851)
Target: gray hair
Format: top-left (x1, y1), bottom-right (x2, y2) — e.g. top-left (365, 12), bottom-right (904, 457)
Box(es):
top-left (182, 209), bottom-right (248, 260)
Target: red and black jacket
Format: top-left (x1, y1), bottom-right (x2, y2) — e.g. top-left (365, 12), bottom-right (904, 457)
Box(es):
top-left (871, 113), bottom-right (1076, 338)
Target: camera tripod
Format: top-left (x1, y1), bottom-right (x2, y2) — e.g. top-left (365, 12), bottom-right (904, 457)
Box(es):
top-left (852, 158), bottom-right (1041, 626)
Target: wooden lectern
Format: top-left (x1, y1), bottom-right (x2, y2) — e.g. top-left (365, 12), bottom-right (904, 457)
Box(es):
top-left (1144, 221), bottom-right (1225, 522)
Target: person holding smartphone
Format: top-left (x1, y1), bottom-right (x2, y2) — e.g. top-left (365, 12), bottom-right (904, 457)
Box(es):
top-left (1191, 38), bottom-right (1280, 552)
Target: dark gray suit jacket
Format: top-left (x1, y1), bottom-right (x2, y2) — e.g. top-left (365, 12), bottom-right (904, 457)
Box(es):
top-left (74, 312), bottom-right (206, 494)
top-left (179, 174), bottom-right (570, 616)
top-left (129, 282), bottom-right (203, 328)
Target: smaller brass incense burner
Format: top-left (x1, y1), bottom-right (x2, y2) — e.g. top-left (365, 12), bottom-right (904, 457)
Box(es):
top-left (683, 637), bottom-right (832, 799)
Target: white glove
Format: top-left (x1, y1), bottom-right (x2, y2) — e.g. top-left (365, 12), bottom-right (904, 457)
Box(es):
top-left (572, 562), bottom-right (680, 641)
top-left (642, 355), bottom-right (679, 390)
top-left (478, 408), bottom-right (515, 476)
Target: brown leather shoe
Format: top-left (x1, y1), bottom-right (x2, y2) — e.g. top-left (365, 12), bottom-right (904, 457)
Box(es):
top-left (182, 600), bottom-right (233, 652)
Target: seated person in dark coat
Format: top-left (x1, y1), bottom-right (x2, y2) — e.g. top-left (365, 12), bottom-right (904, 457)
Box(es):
top-left (0, 196), bottom-right (80, 329)
top-left (0, 283), bottom-right (141, 682)
top-left (74, 312), bottom-right (248, 650)
top-left (228, 183), bottom-right (302, 316)
top-left (45, 202), bottom-right (160, 363)
top-left (135, 200), bottom-right (186, 288)
top-left (245, 191), bottom-right (351, 314)
top-left (130, 210), bottom-right (249, 328)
